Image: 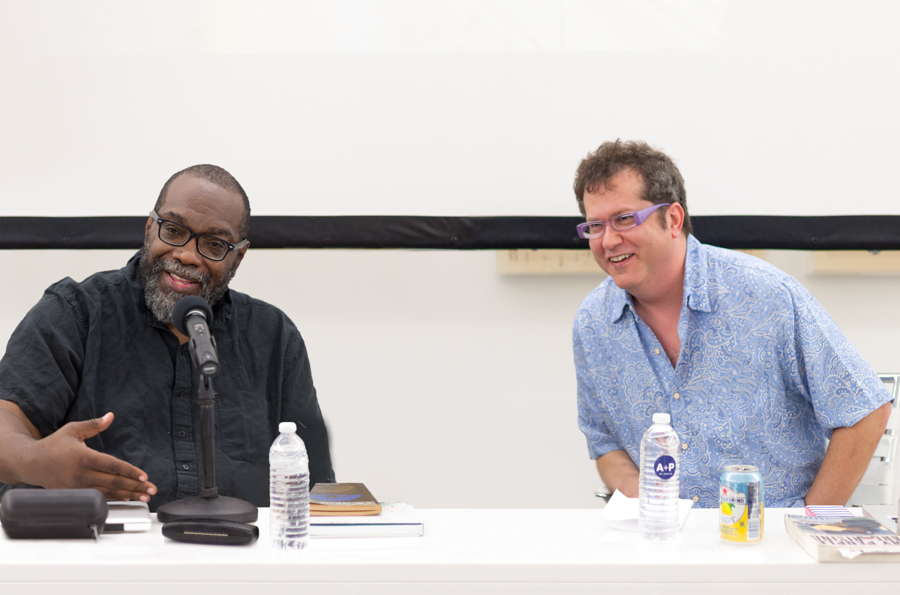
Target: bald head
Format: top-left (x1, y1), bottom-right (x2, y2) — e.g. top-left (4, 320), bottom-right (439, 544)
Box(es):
top-left (154, 164), bottom-right (251, 239)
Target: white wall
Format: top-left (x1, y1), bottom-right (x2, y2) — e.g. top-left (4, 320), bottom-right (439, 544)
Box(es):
top-left (3, 0), bottom-right (900, 509)
top-left (2, 249), bottom-right (899, 508)
top-left (2, 0), bottom-right (900, 218)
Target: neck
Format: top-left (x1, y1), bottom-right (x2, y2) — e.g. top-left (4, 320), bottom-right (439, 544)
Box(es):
top-left (167, 323), bottom-right (190, 345)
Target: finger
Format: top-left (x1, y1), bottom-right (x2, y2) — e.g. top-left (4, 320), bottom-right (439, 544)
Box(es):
top-left (90, 484), bottom-right (156, 503)
top-left (80, 467), bottom-right (158, 501)
top-left (85, 450), bottom-right (154, 484)
top-left (66, 412), bottom-right (115, 441)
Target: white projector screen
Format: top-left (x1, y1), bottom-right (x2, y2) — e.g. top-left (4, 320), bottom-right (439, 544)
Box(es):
top-left (1, 0), bottom-right (898, 218)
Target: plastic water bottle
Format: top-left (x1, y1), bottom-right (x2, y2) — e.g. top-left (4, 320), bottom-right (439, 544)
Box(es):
top-left (269, 421), bottom-right (310, 550)
top-left (639, 412), bottom-right (681, 542)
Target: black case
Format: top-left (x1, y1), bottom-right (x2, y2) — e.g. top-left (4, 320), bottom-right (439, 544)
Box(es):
top-left (162, 518), bottom-right (259, 545)
top-left (0, 489), bottom-right (108, 539)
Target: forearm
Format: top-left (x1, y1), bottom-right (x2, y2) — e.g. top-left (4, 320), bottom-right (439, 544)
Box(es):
top-left (0, 407), bottom-right (41, 486)
top-left (804, 402), bottom-right (892, 506)
top-left (596, 449), bottom-right (640, 498)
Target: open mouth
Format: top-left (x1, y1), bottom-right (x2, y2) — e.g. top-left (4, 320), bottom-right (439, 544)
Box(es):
top-left (609, 254), bottom-right (633, 263)
top-left (164, 270), bottom-right (201, 290)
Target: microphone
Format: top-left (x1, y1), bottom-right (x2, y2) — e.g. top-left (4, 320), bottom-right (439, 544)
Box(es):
top-left (157, 294), bottom-right (257, 523)
top-left (173, 296), bottom-right (219, 376)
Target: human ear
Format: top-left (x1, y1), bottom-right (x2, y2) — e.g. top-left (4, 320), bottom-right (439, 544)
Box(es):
top-left (667, 203), bottom-right (685, 237)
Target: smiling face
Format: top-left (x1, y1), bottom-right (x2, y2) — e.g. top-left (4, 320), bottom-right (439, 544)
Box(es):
top-left (140, 174), bottom-right (248, 324)
top-left (583, 169), bottom-right (686, 306)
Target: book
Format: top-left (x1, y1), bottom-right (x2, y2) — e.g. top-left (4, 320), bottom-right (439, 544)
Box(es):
top-left (784, 514), bottom-right (900, 562)
top-left (310, 483), bottom-right (382, 516)
top-left (804, 505), bottom-right (854, 518)
top-left (863, 504), bottom-right (899, 533)
top-left (310, 502), bottom-right (424, 538)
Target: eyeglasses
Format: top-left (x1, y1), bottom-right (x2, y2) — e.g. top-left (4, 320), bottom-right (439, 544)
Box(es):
top-left (150, 210), bottom-right (248, 261)
top-left (576, 203), bottom-right (672, 239)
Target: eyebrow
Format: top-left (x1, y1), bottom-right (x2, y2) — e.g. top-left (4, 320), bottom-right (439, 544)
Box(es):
top-left (161, 211), bottom-right (234, 240)
top-left (586, 209), bottom-right (638, 221)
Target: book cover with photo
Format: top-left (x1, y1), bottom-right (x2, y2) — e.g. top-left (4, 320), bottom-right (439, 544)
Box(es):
top-left (310, 483), bottom-right (382, 516)
top-left (785, 514), bottom-right (900, 563)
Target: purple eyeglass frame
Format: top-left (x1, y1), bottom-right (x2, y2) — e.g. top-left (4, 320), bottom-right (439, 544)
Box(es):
top-left (576, 203), bottom-right (672, 239)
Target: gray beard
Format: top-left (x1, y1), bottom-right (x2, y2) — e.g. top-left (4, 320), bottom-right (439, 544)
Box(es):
top-left (139, 238), bottom-right (237, 325)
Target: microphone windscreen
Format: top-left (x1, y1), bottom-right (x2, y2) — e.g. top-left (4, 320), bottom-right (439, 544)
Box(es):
top-left (172, 295), bottom-right (213, 335)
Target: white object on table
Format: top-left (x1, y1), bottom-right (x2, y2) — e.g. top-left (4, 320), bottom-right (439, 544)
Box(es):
top-left (600, 489), bottom-right (694, 532)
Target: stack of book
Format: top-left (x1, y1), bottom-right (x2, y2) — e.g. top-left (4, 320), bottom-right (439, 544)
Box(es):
top-left (308, 483), bottom-right (424, 538)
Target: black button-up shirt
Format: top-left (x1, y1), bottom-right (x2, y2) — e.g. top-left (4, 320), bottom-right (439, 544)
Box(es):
top-left (0, 253), bottom-right (334, 510)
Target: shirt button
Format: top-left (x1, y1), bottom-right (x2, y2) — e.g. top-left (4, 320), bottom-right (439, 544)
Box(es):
top-left (182, 464), bottom-right (190, 471)
top-left (178, 431), bottom-right (187, 439)
top-left (654, 348), bottom-right (661, 355)
top-left (692, 495), bottom-right (699, 503)
top-left (681, 442), bottom-right (688, 450)
top-left (673, 392), bottom-right (681, 400)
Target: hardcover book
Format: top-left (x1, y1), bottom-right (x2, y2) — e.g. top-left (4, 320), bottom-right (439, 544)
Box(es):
top-left (310, 483), bottom-right (382, 516)
top-left (310, 502), bottom-right (424, 538)
top-left (784, 514), bottom-right (900, 563)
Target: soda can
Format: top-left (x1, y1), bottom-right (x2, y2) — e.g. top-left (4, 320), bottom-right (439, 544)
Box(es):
top-left (719, 464), bottom-right (764, 543)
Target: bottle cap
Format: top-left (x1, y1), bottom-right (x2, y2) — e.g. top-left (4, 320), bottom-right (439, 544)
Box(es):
top-left (652, 413), bottom-right (671, 424)
top-left (279, 421), bottom-right (297, 434)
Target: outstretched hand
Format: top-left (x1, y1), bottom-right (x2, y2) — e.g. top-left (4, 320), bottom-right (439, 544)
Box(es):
top-left (29, 412), bottom-right (157, 502)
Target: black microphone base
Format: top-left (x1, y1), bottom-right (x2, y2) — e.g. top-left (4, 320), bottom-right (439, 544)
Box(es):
top-left (156, 496), bottom-right (258, 524)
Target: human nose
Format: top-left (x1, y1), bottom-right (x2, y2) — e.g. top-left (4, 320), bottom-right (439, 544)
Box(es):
top-left (171, 237), bottom-right (205, 267)
top-left (601, 225), bottom-right (623, 250)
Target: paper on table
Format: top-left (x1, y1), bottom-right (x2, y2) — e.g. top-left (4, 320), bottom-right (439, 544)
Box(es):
top-left (600, 489), bottom-right (694, 532)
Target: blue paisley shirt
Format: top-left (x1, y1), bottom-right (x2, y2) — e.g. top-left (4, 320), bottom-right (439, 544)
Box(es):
top-left (574, 235), bottom-right (891, 508)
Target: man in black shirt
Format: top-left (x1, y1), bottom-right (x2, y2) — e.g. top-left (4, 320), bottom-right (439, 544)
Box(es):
top-left (0, 165), bottom-right (334, 510)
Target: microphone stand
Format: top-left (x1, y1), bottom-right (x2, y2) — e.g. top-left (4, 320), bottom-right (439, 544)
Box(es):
top-left (156, 347), bottom-right (258, 523)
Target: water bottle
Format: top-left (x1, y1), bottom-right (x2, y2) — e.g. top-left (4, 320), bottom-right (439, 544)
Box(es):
top-left (639, 412), bottom-right (681, 542)
top-left (269, 421), bottom-right (310, 550)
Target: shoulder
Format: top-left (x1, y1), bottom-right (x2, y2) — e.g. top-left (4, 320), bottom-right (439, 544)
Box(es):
top-left (33, 261), bottom-right (137, 325)
top-left (701, 243), bottom-right (807, 302)
top-left (45, 263), bottom-right (132, 298)
top-left (576, 277), bottom-right (617, 316)
top-left (224, 289), bottom-right (303, 337)
top-left (222, 290), bottom-right (313, 368)
top-left (60, 264), bottom-right (134, 300)
top-left (574, 277), bottom-right (623, 336)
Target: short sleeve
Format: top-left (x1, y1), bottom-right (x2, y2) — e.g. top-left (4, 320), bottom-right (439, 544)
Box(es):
top-left (574, 307), bottom-right (622, 460)
top-left (0, 280), bottom-right (87, 437)
top-left (782, 278), bottom-right (892, 430)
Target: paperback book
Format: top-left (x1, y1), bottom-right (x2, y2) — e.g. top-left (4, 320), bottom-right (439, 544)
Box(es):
top-left (784, 514), bottom-right (900, 563)
top-left (310, 483), bottom-right (382, 516)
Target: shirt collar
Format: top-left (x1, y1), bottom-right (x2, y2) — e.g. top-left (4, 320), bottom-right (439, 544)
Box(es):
top-left (606, 234), bottom-right (710, 323)
top-left (683, 234), bottom-right (711, 313)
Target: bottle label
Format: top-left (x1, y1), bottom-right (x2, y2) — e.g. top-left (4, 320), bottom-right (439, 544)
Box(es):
top-left (654, 455), bottom-right (676, 479)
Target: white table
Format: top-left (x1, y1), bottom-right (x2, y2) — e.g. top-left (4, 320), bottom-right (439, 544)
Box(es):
top-left (2, 508), bottom-right (899, 594)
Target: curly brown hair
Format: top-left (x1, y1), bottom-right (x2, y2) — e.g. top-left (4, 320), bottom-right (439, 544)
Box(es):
top-left (573, 140), bottom-right (691, 236)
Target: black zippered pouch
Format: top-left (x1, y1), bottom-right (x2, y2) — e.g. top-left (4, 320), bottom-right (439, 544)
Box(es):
top-left (0, 488), bottom-right (108, 539)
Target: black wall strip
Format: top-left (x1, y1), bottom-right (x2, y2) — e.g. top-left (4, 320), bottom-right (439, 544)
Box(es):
top-left (1, 215), bottom-right (899, 251)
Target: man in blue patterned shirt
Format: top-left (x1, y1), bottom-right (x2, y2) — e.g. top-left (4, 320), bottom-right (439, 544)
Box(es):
top-left (573, 140), bottom-right (892, 507)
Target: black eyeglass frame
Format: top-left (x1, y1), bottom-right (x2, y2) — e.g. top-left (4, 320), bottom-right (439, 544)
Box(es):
top-left (149, 210), bottom-right (248, 262)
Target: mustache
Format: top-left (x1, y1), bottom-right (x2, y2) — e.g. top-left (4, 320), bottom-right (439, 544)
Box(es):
top-left (152, 258), bottom-right (210, 286)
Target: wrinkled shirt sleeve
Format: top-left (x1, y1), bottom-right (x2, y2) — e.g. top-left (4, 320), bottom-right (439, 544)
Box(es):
top-left (0, 280), bottom-right (85, 436)
top-left (780, 275), bottom-right (892, 432)
top-left (575, 297), bottom-right (622, 460)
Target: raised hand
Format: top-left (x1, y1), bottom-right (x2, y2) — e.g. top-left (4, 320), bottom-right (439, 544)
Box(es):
top-left (25, 412), bottom-right (158, 502)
